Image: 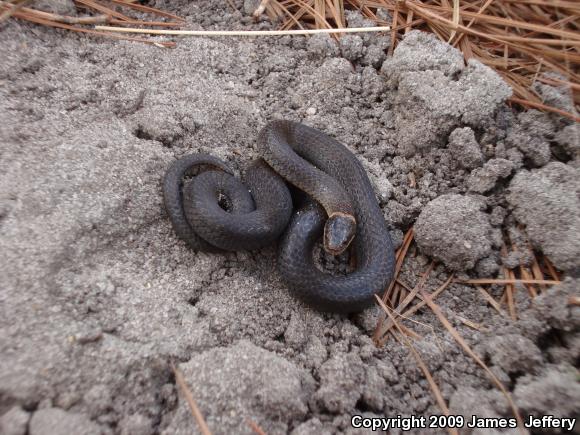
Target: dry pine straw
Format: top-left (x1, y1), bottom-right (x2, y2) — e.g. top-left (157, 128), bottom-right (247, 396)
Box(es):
top-left (259, 0), bottom-right (579, 121)
top-left (372, 226), bottom-right (560, 429)
top-left (2, 0), bottom-right (578, 119)
top-left (374, 228), bottom-right (562, 341)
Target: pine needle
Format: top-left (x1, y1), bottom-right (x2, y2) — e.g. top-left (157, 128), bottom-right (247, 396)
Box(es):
top-left (373, 227), bottom-right (414, 341)
top-left (458, 278), bottom-right (561, 285)
top-left (172, 363), bottom-right (212, 435)
top-left (475, 285), bottom-right (505, 315)
top-left (375, 295), bottom-right (458, 435)
top-left (1, 0), bottom-right (183, 46)
top-left (247, 419), bottom-right (267, 435)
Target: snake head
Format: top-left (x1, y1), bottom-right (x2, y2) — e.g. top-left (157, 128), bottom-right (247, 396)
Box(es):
top-left (323, 212), bottom-right (356, 255)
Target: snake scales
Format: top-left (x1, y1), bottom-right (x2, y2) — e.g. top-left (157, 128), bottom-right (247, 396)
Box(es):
top-left (163, 120), bottom-right (395, 312)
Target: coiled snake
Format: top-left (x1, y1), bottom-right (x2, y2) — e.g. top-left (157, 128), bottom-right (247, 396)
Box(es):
top-left (163, 120), bottom-right (395, 312)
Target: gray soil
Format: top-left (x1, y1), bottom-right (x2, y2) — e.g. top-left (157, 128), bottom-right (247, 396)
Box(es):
top-left (1, 1), bottom-right (579, 434)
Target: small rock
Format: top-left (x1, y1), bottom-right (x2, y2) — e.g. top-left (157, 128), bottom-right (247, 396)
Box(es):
top-left (448, 127), bottom-right (484, 169)
top-left (506, 110), bottom-right (553, 168)
top-left (83, 385), bottom-right (112, 417)
top-left (382, 32), bottom-right (512, 156)
top-left (507, 162), bottom-right (580, 272)
top-left (360, 367), bottom-right (386, 411)
top-left (284, 311), bottom-right (308, 348)
top-left (381, 30), bottom-right (464, 79)
top-left (477, 334), bottom-right (543, 375)
top-left (306, 34), bottom-right (340, 58)
top-left (505, 147), bottom-right (524, 169)
top-left (467, 158), bottom-right (514, 193)
top-left (415, 194), bottom-right (494, 270)
top-left (512, 136), bottom-right (551, 168)
top-left (555, 123), bottom-right (580, 162)
top-left (339, 35), bottom-right (364, 61)
top-left (314, 352), bottom-right (365, 413)
top-left (303, 336), bottom-right (328, 369)
top-left (475, 256), bottom-right (499, 277)
top-left (532, 79), bottom-right (576, 122)
top-left (489, 206), bottom-right (506, 226)
top-left (242, 0), bottom-right (260, 15)
top-left (361, 44), bottom-right (388, 69)
top-left (513, 365), bottom-right (580, 417)
top-left (0, 407), bottom-right (30, 435)
top-left (168, 341), bottom-right (314, 434)
top-left (118, 413), bottom-right (154, 435)
top-left (502, 251), bottom-right (521, 269)
top-left (75, 327), bottom-right (103, 344)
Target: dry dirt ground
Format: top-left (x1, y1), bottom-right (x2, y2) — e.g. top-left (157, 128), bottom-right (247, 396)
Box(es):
top-left (0, 1), bottom-right (579, 434)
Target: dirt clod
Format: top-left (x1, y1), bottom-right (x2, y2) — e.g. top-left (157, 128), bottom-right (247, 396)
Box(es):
top-left (507, 162), bottom-right (580, 272)
top-left (414, 194), bottom-right (495, 270)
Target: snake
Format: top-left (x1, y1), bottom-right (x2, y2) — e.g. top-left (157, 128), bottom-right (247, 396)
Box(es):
top-left (163, 120), bottom-right (395, 313)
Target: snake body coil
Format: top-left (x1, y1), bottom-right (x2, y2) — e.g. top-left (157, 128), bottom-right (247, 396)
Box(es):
top-left (163, 120), bottom-right (395, 313)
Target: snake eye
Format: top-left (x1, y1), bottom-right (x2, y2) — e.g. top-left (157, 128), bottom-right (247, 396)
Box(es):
top-left (323, 212), bottom-right (356, 255)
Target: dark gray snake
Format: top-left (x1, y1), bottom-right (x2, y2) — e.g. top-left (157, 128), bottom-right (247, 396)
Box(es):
top-left (163, 120), bottom-right (395, 312)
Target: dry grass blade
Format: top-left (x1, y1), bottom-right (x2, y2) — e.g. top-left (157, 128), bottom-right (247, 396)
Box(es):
top-left (172, 363), bottom-right (212, 435)
top-left (420, 292), bottom-right (525, 432)
top-left (375, 296), bottom-right (459, 435)
top-left (93, 25), bottom-right (391, 36)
